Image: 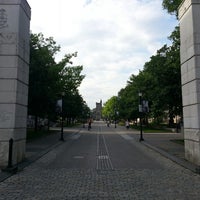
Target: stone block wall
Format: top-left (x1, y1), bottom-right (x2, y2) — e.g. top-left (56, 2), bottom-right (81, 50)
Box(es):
top-left (0, 0), bottom-right (30, 168)
top-left (179, 0), bottom-right (200, 165)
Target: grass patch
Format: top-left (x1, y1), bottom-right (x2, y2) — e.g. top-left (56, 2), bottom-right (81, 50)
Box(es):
top-left (143, 128), bottom-right (170, 133)
top-left (131, 125), bottom-right (172, 133)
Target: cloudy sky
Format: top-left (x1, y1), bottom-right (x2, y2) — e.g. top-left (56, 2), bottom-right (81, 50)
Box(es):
top-left (27, 0), bottom-right (178, 109)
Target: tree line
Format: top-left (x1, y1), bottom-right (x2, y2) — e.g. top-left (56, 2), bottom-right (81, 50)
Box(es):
top-left (102, 0), bottom-right (183, 127)
top-left (28, 33), bottom-right (90, 131)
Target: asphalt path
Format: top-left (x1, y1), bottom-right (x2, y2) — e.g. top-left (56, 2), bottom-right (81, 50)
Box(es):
top-left (47, 121), bottom-right (163, 170)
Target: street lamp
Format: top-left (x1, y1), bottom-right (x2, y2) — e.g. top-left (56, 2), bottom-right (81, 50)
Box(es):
top-left (114, 96), bottom-right (119, 128)
top-left (139, 92), bottom-right (144, 141)
top-left (114, 109), bottom-right (117, 128)
top-left (60, 92), bottom-right (65, 141)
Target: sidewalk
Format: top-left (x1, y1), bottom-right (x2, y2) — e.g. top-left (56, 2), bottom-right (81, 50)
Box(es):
top-left (0, 127), bottom-right (81, 182)
top-left (114, 124), bottom-right (200, 174)
top-left (25, 127), bottom-right (81, 165)
top-left (133, 131), bottom-right (200, 173)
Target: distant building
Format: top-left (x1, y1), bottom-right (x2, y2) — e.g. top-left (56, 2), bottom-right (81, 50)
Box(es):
top-left (95, 100), bottom-right (102, 120)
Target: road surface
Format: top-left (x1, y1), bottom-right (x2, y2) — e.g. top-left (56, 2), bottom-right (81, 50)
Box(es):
top-left (0, 121), bottom-right (200, 199)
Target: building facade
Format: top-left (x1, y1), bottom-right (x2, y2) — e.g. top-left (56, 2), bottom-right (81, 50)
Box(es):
top-left (95, 100), bottom-right (102, 120)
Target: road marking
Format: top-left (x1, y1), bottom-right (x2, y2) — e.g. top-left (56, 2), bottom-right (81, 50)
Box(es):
top-left (96, 126), bottom-right (113, 170)
top-left (98, 155), bottom-right (109, 159)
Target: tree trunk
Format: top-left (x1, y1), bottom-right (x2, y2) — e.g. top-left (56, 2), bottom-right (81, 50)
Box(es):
top-left (47, 118), bottom-right (50, 131)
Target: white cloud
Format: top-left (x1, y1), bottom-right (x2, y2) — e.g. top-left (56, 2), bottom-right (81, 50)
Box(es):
top-left (27, 0), bottom-right (178, 108)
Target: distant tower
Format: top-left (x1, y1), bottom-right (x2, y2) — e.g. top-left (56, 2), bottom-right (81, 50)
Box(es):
top-left (95, 100), bottom-right (102, 120)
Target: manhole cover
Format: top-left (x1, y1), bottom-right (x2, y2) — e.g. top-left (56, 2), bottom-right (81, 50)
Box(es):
top-left (73, 156), bottom-right (84, 159)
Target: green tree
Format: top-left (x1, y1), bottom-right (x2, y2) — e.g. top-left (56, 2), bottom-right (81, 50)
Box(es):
top-left (57, 52), bottom-right (85, 124)
top-left (29, 33), bottom-right (86, 130)
top-left (118, 76), bottom-right (139, 121)
top-left (116, 26), bottom-right (181, 126)
top-left (29, 33), bottom-right (60, 130)
top-left (102, 96), bottom-right (119, 121)
top-left (162, 0), bottom-right (183, 17)
top-left (57, 52), bottom-right (85, 94)
top-left (62, 91), bottom-right (86, 124)
top-left (105, 1), bottom-right (182, 126)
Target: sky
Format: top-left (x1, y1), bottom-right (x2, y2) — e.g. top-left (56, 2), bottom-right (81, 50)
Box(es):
top-left (27, 0), bottom-right (178, 109)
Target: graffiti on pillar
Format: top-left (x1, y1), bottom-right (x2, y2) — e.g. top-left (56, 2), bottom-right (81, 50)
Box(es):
top-left (0, 9), bottom-right (8, 29)
top-left (0, 33), bottom-right (16, 44)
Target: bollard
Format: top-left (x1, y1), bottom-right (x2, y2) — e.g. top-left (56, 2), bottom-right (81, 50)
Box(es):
top-left (7, 138), bottom-right (13, 168)
top-left (2, 138), bottom-right (17, 173)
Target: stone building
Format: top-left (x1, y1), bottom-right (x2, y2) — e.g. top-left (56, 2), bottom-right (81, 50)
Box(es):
top-left (95, 100), bottom-right (102, 120)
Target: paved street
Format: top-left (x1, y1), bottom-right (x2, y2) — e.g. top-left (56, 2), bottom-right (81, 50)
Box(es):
top-left (1, 121), bottom-right (200, 199)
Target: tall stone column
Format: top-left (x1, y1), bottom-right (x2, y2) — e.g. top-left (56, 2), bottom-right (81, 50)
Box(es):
top-left (0, 0), bottom-right (31, 168)
top-left (179, 0), bottom-right (200, 165)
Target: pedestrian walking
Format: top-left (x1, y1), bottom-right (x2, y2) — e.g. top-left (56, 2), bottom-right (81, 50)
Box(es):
top-left (88, 119), bottom-right (92, 130)
top-left (126, 120), bottom-right (130, 129)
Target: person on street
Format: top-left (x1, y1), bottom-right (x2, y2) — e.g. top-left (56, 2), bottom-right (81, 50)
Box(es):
top-left (88, 119), bottom-right (92, 130)
top-left (126, 120), bottom-right (130, 129)
top-left (107, 120), bottom-right (110, 127)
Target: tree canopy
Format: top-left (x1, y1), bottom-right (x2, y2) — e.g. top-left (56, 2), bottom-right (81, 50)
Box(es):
top-left (103, 25), bottom-right (181, 126)
top-left (29, 33), bottom-right (89, 129)
top-left (162, 0), bottom-right (183, 17)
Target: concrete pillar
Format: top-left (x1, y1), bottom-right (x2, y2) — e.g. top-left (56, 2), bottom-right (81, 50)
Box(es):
top-left (179, 0), bottom-right (200, 165)
top-left (0, 0), bottom-right (31, 168)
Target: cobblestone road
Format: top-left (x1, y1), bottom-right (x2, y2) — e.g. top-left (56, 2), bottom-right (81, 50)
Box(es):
top-left (1, 124), bottom-right (200, 199)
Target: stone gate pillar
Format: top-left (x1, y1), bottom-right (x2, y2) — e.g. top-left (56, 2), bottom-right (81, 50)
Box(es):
top-left (0, 0), bottom-right (31, 168)
top-left (179, 0), bottom-right (200, 165)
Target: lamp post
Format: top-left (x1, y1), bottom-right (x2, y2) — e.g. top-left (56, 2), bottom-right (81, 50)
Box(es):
top-left (139, 92), bottom-right (144, 141)
top-left (114, 109), bottom-right (116, 128)
top-left (114, 96), bottom-right (119, 128)
top-left (60, 92), bottom-right (65, 141)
